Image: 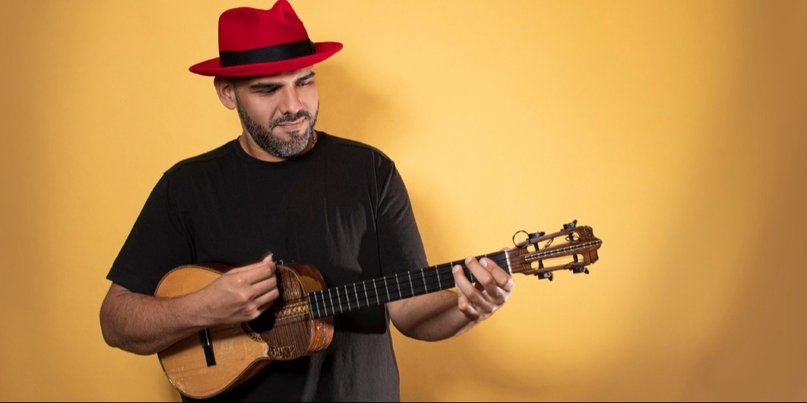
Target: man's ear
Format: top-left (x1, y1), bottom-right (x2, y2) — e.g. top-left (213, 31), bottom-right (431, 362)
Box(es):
top-left (214, 77), bottom-right (238, 110)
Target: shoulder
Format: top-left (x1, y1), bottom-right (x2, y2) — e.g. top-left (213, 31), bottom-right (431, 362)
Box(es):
top-left (162, 140), bottom-right (239, 179)
top-left (318, 132), bottom-right (395, 167)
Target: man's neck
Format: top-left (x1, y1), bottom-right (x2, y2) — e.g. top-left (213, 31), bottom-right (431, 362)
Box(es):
top-left (238, 133), bottom-right (285, 162)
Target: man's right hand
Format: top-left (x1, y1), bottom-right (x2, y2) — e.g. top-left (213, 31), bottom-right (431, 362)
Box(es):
top-left (200, 254), bottom-right (280, 324)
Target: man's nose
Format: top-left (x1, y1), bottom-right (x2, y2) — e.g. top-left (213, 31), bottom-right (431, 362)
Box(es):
top-left (278, 86), bottom-right (304, 115)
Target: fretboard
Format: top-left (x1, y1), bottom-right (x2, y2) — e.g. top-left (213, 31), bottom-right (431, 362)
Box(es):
top-left (306, 251), bottom-right (510, 319)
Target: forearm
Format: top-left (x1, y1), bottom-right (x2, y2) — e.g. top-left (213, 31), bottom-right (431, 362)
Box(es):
top-left (100, 257), bottom-right (279, 355)
top-left (388, 291), bottom-right (478, 341)
top-left (388, 257), bottom-right (513, 341)
top-left (100, 285), bottom-right (207, 355)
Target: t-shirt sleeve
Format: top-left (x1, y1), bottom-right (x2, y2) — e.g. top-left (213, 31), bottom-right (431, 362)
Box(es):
top-left (375, 160), bottom-right (428, 276)
top-left (106, 173), bottom-right (195, 295)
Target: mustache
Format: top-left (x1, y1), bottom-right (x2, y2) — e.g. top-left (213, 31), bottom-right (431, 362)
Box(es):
top-left (270, 111), bottom-right (312, 128)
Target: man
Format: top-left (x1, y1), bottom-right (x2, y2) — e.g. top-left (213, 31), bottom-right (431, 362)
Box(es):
top-left (99, 1), bottom-right (514, 401)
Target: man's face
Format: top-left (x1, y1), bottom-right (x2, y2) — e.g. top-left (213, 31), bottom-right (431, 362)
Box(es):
top-left (232, 68), bottom-right (319, 159)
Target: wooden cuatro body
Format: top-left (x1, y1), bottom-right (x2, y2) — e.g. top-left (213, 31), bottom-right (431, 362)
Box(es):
top-left (154, 263), bottom-right (334, 399)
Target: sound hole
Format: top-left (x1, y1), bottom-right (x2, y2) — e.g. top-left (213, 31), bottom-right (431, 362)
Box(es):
top-left (247, 308), bottom-right (276, 333)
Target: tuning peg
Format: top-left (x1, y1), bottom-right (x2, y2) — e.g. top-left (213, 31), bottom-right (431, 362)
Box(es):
top-left (528, 231), bottom-right (545, 241)
top-left (570, 265), bottom-right (589, 274)
top-left (563, 220), bottom-right (578, 231)
top-left (537, 271), bottom-right (553, 281)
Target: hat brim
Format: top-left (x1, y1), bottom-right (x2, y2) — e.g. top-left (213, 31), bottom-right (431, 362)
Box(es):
top-left (189, 42), bottom-right (343, 77)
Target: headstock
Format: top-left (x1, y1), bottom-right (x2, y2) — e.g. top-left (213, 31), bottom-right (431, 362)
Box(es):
top-left (507, 220), bottom-right (603, 281)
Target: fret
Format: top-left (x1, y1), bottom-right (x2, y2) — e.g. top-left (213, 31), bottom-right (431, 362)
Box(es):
top-left (421, 267), bottom-right (428, 293)
top-left (318, 292), bottom-right (324, 317)
top-left (362, 282), bottom-right (370, 307)
top-left (383, 277), bottom-right (391, 302)
top-left (434, 267), bottom-right (443, 290)
top-left (372, 278), bottom-right (380, 305)
top-left (310, 293), bottom-right (319, 318)
top-left (318, 291), bottom-right (327, 317)
top-left (353, 283), bottom-right (360, 309)
top-left (503, 250), bottom-right (513, 274)
top-left (395, 274), bottom-right (402, 300)
top-left (407, 271), bottom-right (414, 297)
top-left (449, 262), bottom-right (456, 289)
top-left (335, 288), bottom-right (343, 314)
top-left (344, 285), bottom-right (351, 311)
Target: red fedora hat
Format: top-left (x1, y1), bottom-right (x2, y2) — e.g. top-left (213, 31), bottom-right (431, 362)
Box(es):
top-left (189, 0), bottom-right (342, 77)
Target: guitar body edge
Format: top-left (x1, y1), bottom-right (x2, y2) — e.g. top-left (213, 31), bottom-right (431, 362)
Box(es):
top-left (155, 265), bottom-right (272, 399)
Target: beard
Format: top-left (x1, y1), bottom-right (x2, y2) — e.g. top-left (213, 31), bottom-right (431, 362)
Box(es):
top-left (236, 98), bottom-right (319, 159)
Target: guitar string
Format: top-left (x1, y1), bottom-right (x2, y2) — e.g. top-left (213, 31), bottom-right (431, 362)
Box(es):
top-left (314, 253), bottom-right (509, 298)
top-left (308, 241), bottom-right (600, 317)
top-left (308, 253), bottom-right (511, 316)
top-left (308, 263), bottom-right (485, 317)
top-left (309, 267), bottom-right (459, 317)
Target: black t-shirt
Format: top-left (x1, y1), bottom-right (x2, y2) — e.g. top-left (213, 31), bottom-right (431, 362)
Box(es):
top-left (107, 132), bottom-right (428, 402)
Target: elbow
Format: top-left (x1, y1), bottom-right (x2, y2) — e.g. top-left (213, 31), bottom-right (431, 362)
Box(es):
top-left (99, 301), bottom-right (126, 351)
top-left (99, 317), bottom-right (152, 355)
top-left (99, 297), bottom-right (118, 348)
top-left (390, 316), bottom-right (445, 342)
top-left (99, 295), bottom-right (153, 355)
top-left (394, 321), bottom-right (456, 342)
top-left (398, 328), bottom-right (441, 342)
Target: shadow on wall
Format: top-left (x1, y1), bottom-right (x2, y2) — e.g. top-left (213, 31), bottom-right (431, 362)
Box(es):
top-left (315, 62), bottom-right (414, 150)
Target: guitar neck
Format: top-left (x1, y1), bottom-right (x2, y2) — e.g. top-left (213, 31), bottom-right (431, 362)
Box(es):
top-left (306, 250), bottom-right (510, 319)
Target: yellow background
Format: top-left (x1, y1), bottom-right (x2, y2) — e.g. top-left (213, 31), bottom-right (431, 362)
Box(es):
top-left (1, 0), bottom-right (806, 401)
